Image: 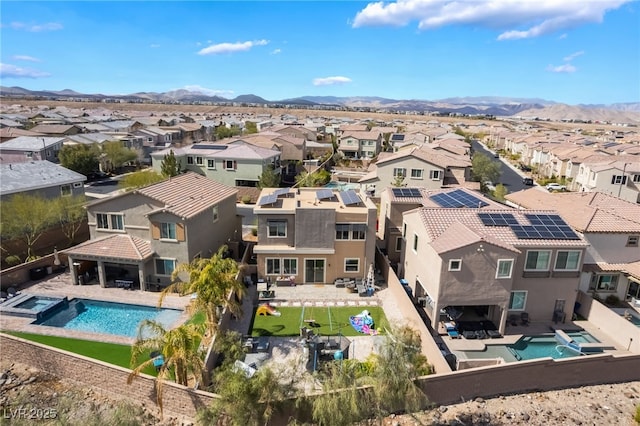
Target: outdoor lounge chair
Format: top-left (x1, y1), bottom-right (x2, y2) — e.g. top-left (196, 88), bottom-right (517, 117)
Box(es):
top-left (447, 329), bottom-right (461, 339)
top-left (7, 287), bottom-right (18, 298)
top-left (521, 312), bottom-right (530, 326)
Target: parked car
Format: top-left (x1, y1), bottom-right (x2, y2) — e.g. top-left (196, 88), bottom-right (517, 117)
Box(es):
top-left (522, 177), bottom-right (534, 186)
top-left (518, 164), bottom-right (532, 172)
top-left (545, 183), bottom-right (566, 192)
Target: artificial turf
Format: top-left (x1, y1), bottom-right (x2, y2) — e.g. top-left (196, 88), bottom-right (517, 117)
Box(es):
top-left (250, 305), bottom-right (388, 337)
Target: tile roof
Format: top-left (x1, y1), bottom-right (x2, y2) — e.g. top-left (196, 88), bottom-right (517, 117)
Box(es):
top-left (135, 172), bottom-right (237, 219)
top-left (63, 234), bottom-right (154, 261)
top-left (505, 189), bottom-right (640, 233)
top-left (414, 208), bottom-right (588, 249)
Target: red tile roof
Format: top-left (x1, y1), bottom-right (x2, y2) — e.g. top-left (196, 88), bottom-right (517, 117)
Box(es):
top-left (63, 234), bottom-right (153, 261)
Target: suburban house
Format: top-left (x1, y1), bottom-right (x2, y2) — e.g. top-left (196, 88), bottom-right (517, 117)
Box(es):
top-left (571, 157), bottom-right (640, 204)
top-left (150, 141), bottom-right (281, 187)
top-left (252, 187), bottom-right (376, 285)
top-left (337, 131), bottom-right (382, 159)
top-left (505, 189), bottom-right (640, 304)
top-left (28, 124), bottom-right (82, 137)
top-left (0, 136), bottom-right (65, 164)
top-left (378, 187), bottom-right (503, 265)
top-left (0, 160), bottom-right (86, 202)
top-left (63, 172), bottom-right (240, 290)
top-left (358, 145), bottom-right (472, 197)
top-left (400, 205), bottom-right (588, 334)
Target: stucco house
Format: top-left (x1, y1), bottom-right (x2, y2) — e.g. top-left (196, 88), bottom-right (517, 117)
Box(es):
top-left (63, 172), bottom-right (240, 290)
top-left (252, 187), bottom-right (376, 285)
top-left (0, 136), bottom-right (65, 164)
top-left (0, 160), bottom-right (86, 202)
top-left (337, 131), bottom-right (382, 159)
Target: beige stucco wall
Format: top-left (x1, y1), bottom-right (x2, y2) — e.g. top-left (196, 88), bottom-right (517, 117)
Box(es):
top-left (374, 156), bottom-right (444, 197)
top-left (584, 233), bottom-right (640, 264)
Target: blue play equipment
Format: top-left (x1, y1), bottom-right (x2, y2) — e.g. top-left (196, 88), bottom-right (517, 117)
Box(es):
top-left (349, 310), bottom-right (376, 335)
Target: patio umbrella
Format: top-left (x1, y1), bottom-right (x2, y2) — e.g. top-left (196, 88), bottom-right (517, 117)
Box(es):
top-left (53, 248), bottom-right (61, 266)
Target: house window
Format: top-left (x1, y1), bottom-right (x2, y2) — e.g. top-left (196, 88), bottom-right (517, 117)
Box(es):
top-left (336, 224), bottom-right (350, 240)
top-left (207, 159), bottom-right (216, 169)
top-left (283, 258), bottom-right (297, 275)
top-left (591, 274), bottom-right (619, 292)
top-left (496, 259), bottom-right (514, 279)
top-left (336, 224), bottom-right (366, 240)
top-left (410, 169), bottom-right (423, 179)
top-left (345, 258), bottom-right (360, 273)
top-left (96, 213), bottom-right (123, 230)
top-left (633, 174), bottom-right (640, 183)
top-left (187, 156), bottom-right (194, 165)
top-left (160, 222), bottom-right (177, 240)
top-left (225, 160), bottom-right (235, 170)
top-left (212, 205), bottom-right (219, 222)
top-left (155, 258), bottom-right (176, 276)
top-left (403, 223), bottom-right (407, 237)
top-left (525, 250), bottom-right (551, 270)
top-left (351, 224), bottom-right (367, 240)
top-left (395, 236), bottom-right (403, 252)
top-left (60, 184), bottom-right (72, 197)
top-left (611, 175), bottom-right (627, 184)
top-left (393, 168), bottom-right (406, 178)
top-left (25, 151), bottom-right (33, 158)
top-left (413, 234), bottom-right (418, 252)
top-left (267, 220), bottom-right (287, 237)
top-left (429, 170), bottom-right (442, 180)
top-left (509, 291), bottom-right (528, 311)
top-left (73, 182), bottom-right (83, 188)
top-left (195, 156), bottom-right (203, 165)
top-left (368, 140), bottom-right (374, 146)
top-left (554, 250), bottom-right (581, 271)
top-left (266, 258), bottom-right (281, 275)
top-left (627, 235), bottom-right (639, 247)
top-left (448, 259), bottom-right (462, 271)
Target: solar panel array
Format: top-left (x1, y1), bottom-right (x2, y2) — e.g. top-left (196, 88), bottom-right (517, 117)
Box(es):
top-left (391, 134), bottom-right (405, 141)
top-left (391, 187), bottom-right (422, 198)
top-left (316, 189), bottom-right (334, 200)
top-left (273, 188), bottom-right (291, 197)
top-left (339, 189), bottom-right (361, 206)
top-left (478, 212), bottom-right (518, 226)
top-left (430, 189), bottom-right (489, 208)
top-left (191, 144), bottom-right (227, 150)
top-left (257, 193), bottom-right (277, 206)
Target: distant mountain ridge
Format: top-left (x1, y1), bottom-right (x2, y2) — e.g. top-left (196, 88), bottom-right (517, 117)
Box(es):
top-left (1, 86), bottom-right (639, 123)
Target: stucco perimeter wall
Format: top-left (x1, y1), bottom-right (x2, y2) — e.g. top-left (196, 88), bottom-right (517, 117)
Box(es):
top-left (576, 291), bottom-right (640, 353)
top-left (416, 353), bottom-right (640, 406)
top-left (0, 253), bottom-right (68, 290)
top-left (375, 249), bottom-right (451, 373)
top-left (0, 334), bottom-right (218, 422)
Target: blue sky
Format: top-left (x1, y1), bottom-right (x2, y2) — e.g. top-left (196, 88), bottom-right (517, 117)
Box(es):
top-left (1, 1), bottom-right (638, 105)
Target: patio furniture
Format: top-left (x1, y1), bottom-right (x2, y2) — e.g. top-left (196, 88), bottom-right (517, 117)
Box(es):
top-left (487, 330), bottom-right (502, 338)
top-left (521, 312), bottom-right (530, 326)
top-left (447, 329), bottom-right (461, 339)
top-left (508, 314), bottom-right (519, 326)
top-left (463, 330), bottom-right (477, 339)
top-left (150, 351), bottom-right (164, 372)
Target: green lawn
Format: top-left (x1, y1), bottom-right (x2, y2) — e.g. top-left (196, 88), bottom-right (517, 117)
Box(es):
top-left (251, 306), bottom-right (388, 337)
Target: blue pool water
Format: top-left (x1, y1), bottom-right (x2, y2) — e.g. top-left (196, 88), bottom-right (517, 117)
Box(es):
top-left (15, 296), bottom-right (59, 311)
top-left (324, 181), bottom-right (359, 190)
top-left (34, 299), bottom-right (182, 338)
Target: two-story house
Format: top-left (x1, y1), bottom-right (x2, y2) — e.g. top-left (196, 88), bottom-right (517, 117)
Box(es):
top-left (63, 172), bottom-right (240, 290)
top-left (337, 131), bottom-right (382, 159)
top-left (0, 136), bottom-right (65, 164)
top-left (252, 188), bottom-right (376, 285)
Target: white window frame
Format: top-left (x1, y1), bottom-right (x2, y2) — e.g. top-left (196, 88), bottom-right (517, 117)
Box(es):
top-left (402, 223), bottom-right (407, 238)
top-left (429, 170), bottom-right (442, 180)
top-left (110, 214), bottom-right (124, 230)
top-left (509, 290), bottom-right (528, 311)
top-left (187, 156), bottom-right (194, 165)
top-left (496, 259), bottom-right (514, 279)
top-left (267, 220), bottom-right (287, 238)
top-left (207, 159), bottom-right (216, 169)
top-left (633, 174), bottom-right (640, 183)
top-left (627, 235), bottom-right (639, 247)
top-left (195, 156), bottom-right (203, 165)
top-left (60, 184), bottom-right (72, 197)
top-left (344, 258), bottom-right (360, 273)
top-left (413, 234), bottom-right (418, 253)
top-left (448, 259), bottom-right (462, 271)
top-left (592, 274), bottom-right (619, 292)
top-left (96, 213), bottom-right (124, 231)
top-left (393, 167), bottom-right (406, 178)
top-left (395, 236), bottom-right (403, 252)
top-left (410, 169), bottom-right (424, 179)
top-left (155, 258), bottom-right (176, 276)
top-left (266, 258), bottom-right (281, 275)
top-left (554, 250), bottom-right (581, 271)
top-left (524, 250), bottom-right (551, 271)
top-left (282, 258), bottom-right (297, 275)
top-left (160, 222), bottom-right (177, 240)
top-left (73, 182), bottom-right (83, 188)
top-left (224, 160), bottom-right (235, 170)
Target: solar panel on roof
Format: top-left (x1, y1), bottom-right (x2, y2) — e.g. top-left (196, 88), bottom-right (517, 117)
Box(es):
top-left (508, 214), bottom-right (580, 240)
top-left (339, 189), bottom-right (361, 206)
top-left (391, 134), bottom-right (405, 141)
top-left (391, 188), bottom-right (421, 198)
top-left (191, 144), bottom-right (227, 150)
top-left (430, 189), bottom-right (489, 208)
top-left (273, 188), bottom-right (291, 197)
top-left (257, 193), bottom-right (278, 206)
top-left (316, 189), bottom-right (334, 200)
top-left (478, 212), bottom-right (517, 226)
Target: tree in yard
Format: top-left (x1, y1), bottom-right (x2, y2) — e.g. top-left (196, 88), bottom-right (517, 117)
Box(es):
top-left (257, 164), bottom-right (280, 189)
top-left (160, 150), bottom-right (182, 177)
top-left (244, 121), bottom-right (258, 134)
top-left (294, 168), bottom-right (331, 187)
top-left (58, 143), bottom-right (100, 176)
top-left (493, 183), bottom-right (508, 201)
top-left (118, 170), bottom-right (165, 190)
top-left (102, 140), bottom-right (137, 172)
top-left (312, 361), bottom-right (370, 425)
top-left (471, 153), bottom-right (501, 184)
top-left (0, 194), bottom-right (56, 260)
top-left (52, 195), bottom-right (87, 245)
top-left (159, 245), bottom-right (246, 337)
top-left (215, 125), bottom-right (242, 140)
top-left (128, 320), bottom-right (205, 417)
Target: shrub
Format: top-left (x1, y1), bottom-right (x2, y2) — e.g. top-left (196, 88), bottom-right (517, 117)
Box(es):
top-left (634, 404), bottom-right (640, 424)
top-left (605, 294), bottom-right (620, 306)
top-left (4, 255), bottom-right (21, 266)
top-left (241, 195), bottom-right (252, 204)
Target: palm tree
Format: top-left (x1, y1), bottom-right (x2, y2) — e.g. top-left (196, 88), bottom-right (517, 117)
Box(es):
top-left (158, 245), bottom-right (247, 337)
top-left (128, 320), bottom-right (205, 416)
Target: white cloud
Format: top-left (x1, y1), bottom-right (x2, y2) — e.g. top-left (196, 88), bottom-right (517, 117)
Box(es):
top-left (546, 64), bottom-right (577, 73)
top-left (197, 39), bottom-right (269, 55)
top-left (180, 85), bottom-right (235, 97)
top-left (312, 76), bottom-right (353, 86)
top-left (563, 50), bottom-right (584, 62)
top-left (0, 63), bottom-right (51, 78)
top-left (8, 21), bottom-right (63, 32)
top-left (12, 55), bottom-right (41, 62)
top-left (270, 48), bottom-right (282, 55)
top-left (352, 0), bottom-right (630, 40)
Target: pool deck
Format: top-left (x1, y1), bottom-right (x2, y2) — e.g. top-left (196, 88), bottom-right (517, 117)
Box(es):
top-left (0, 271), bottom-right (191, 345)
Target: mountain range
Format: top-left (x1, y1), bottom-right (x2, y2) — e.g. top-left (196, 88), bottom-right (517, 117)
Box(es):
top-left (2, 86), bottom-right (639, 123)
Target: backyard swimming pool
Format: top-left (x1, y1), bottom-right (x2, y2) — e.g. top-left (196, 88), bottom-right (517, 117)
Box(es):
top-left (0, 294), bottom-right (67, 319)
top-left (34, 299), bottom-right (182, 338)
top-left (458, 331), bottom-right (602, 362)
